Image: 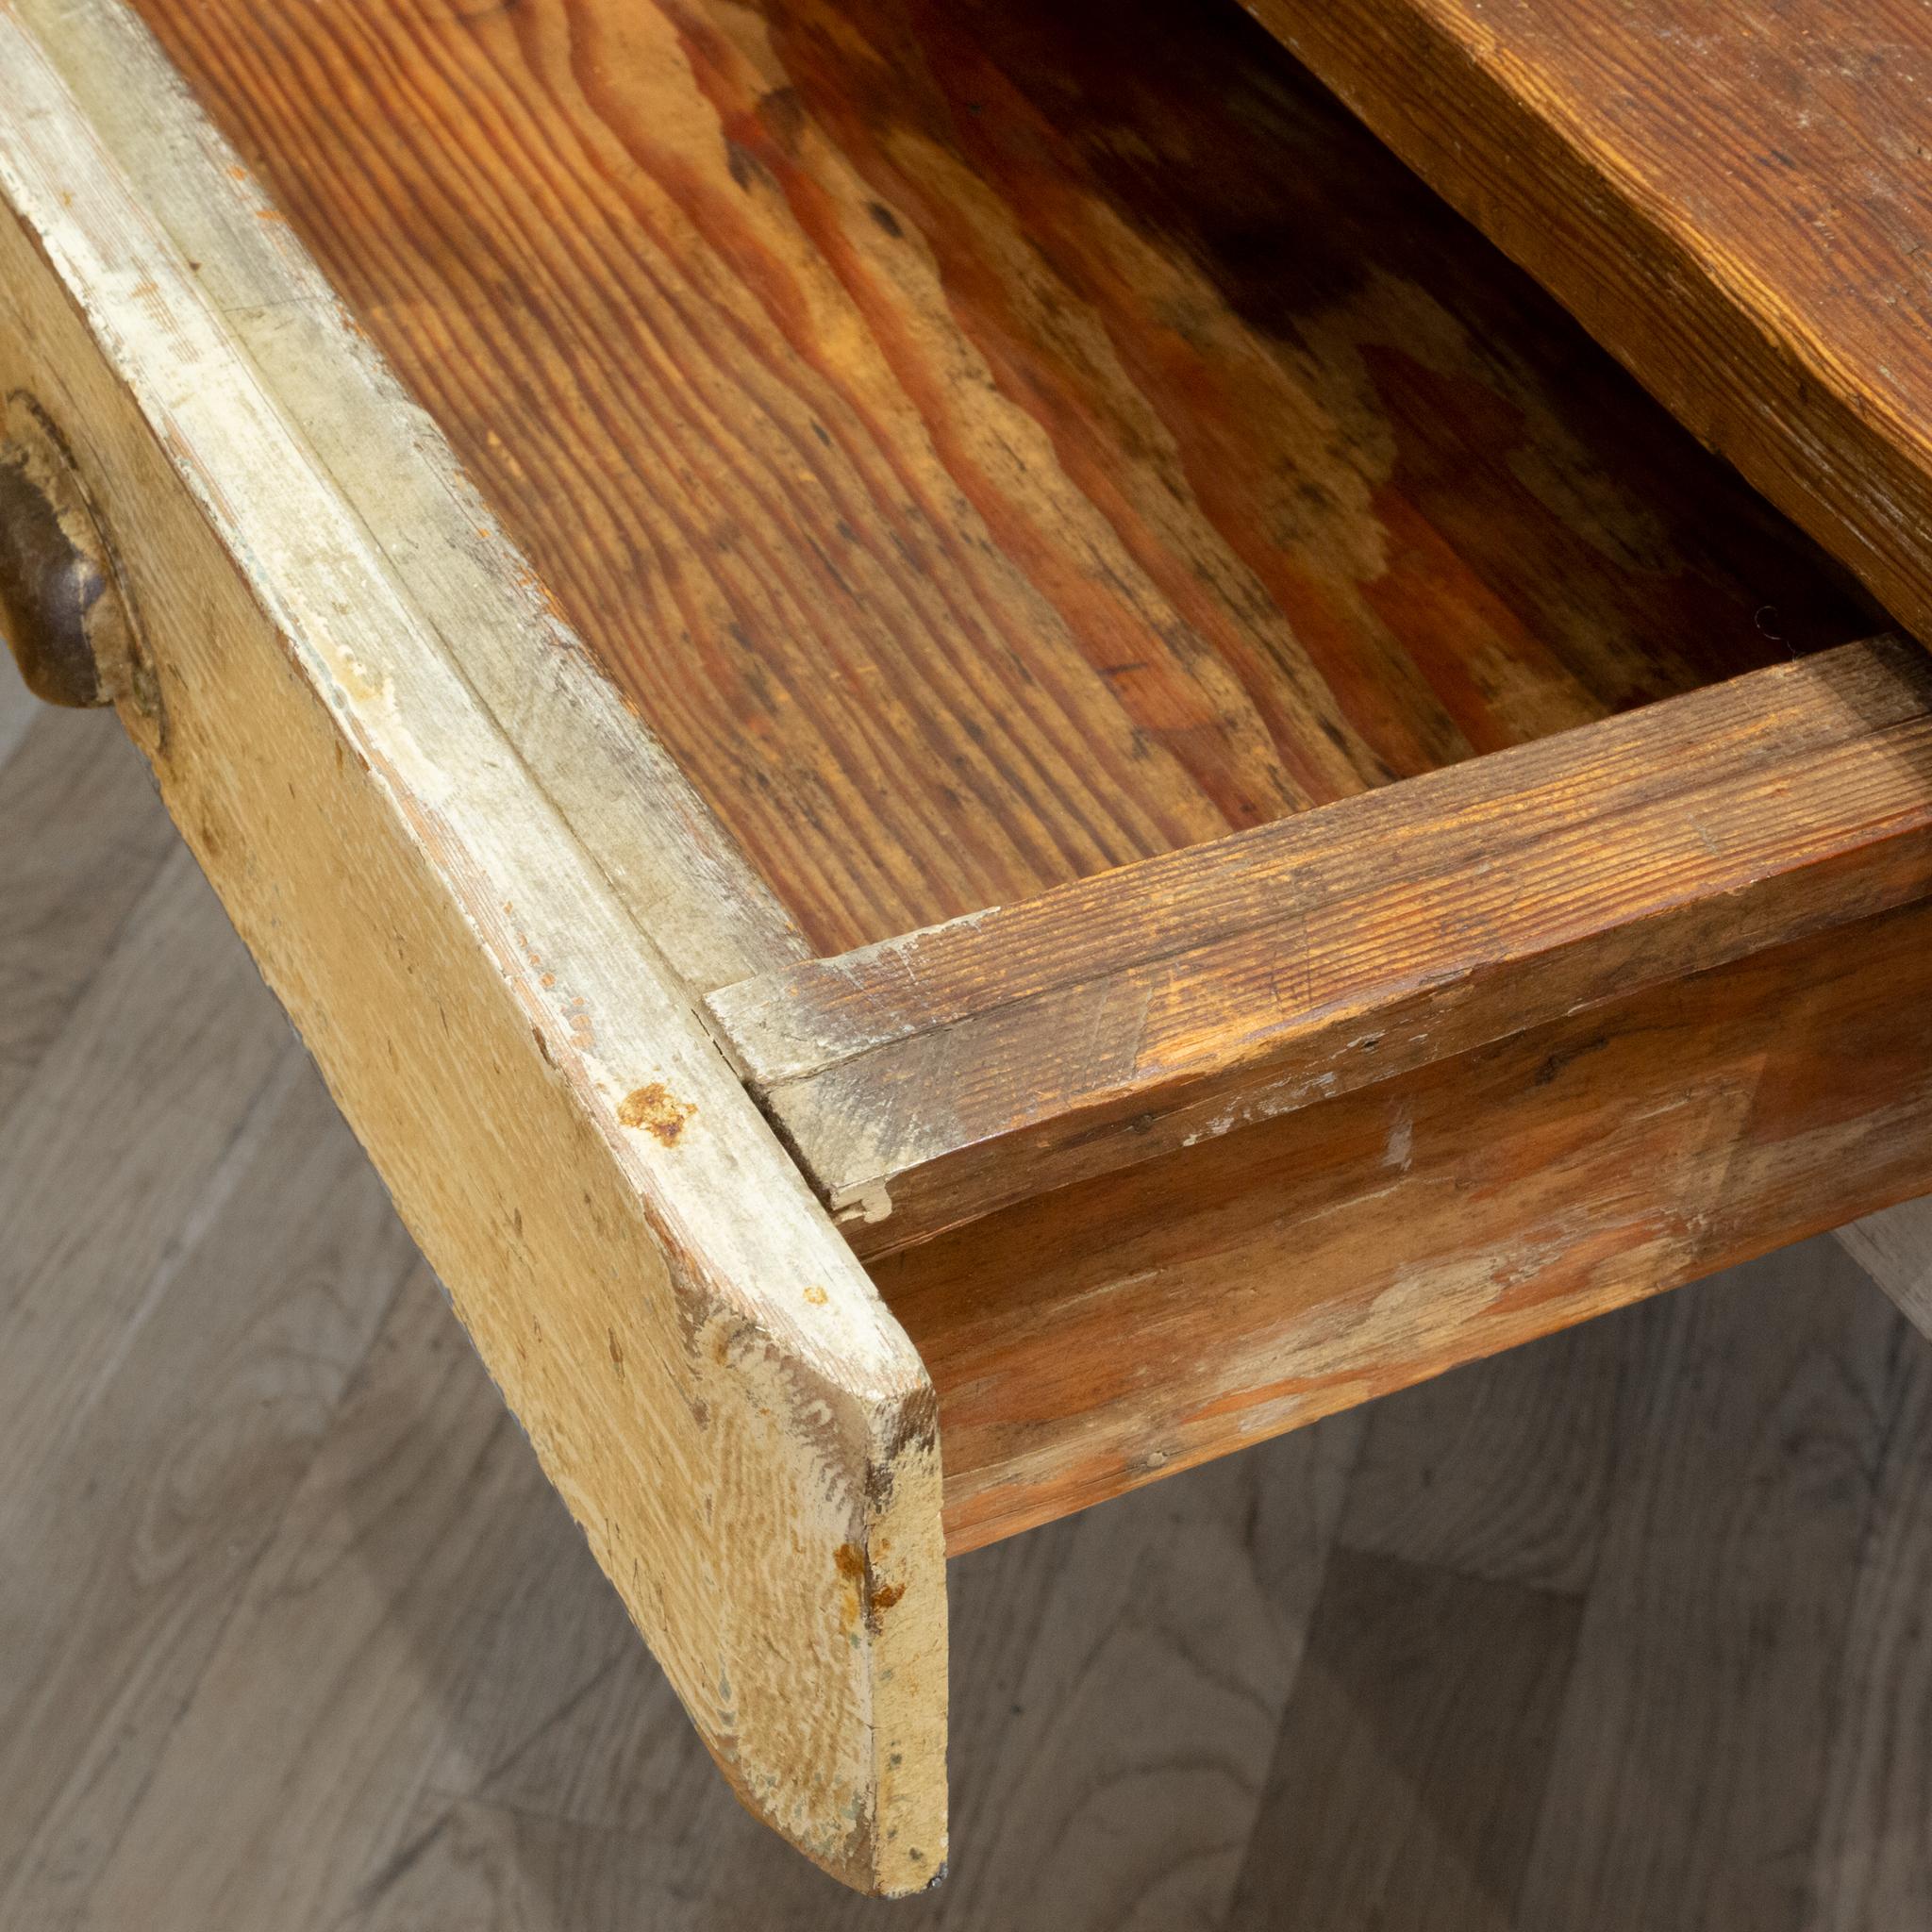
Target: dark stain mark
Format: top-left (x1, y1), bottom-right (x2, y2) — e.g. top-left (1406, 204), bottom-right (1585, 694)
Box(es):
top-left (759, 85), bottom-right (808, 155)
top-left (1062, 1108), bottom-right (1159, 1151)
top-left (1533, 1032), bottom-right (1612, 1088)
top-left (866, 199), bottom-right (904, 238)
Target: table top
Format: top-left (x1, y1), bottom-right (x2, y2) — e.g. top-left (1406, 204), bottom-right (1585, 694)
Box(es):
top-left (1255, 0), bottom-right (1932, 758)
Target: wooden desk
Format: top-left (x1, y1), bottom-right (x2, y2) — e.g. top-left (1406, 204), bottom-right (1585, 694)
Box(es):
top-left (4, 0), bottom-right (1930, 1891)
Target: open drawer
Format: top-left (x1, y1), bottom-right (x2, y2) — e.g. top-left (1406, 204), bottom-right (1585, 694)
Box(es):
top-left (7, 0), bottom-right (1932, 1896)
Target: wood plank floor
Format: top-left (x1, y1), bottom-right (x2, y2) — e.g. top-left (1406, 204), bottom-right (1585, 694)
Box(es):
top-left (5, 687), bottom-right (1930, 1929)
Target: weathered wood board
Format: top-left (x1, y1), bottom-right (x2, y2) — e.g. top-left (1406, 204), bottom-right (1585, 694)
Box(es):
top-left (12, 0), bottom-right (1932, 1893)
top-left (0, 0), bottom-right (943, 1893)
top-left (889, 894), bottom-right (1932, 1551)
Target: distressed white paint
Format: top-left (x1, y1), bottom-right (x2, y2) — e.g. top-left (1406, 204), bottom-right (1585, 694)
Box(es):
top-left (0, 1), bottom-right (944, 1892)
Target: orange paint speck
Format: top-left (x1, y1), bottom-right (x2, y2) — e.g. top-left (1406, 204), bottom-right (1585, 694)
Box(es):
top-left (618, 1082), bottom-right (696, 1145)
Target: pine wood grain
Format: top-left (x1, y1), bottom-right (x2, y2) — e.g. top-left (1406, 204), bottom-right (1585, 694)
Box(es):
top-left (121, 0), bottom-right (1880, 957)
top-left (878, 896), bottom-right (1932, 1552)
top-left (13, 3), bottom-right (1932, 1903)
top-left (13, 0), bottom-right (805, 1002)
top-left (1246, 0), bottom-right (1932, 681)
top-left (39, 1122), bottom-right (1352, 1929)
top-left (710, 635), bottom-right (1932, 1252)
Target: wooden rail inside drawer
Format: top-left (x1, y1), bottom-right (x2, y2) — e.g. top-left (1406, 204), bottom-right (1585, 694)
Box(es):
top-left (110, 0), bottom-right (1932, 1553)
top-left (709, 637), bottom-right (1932, 1252)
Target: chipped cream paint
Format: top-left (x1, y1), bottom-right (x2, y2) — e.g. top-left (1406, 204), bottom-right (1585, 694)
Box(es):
top-left (835, 1179), bottom-right (896, 1226)
top-left (1383, 1101), bottom-right (1415, 1172)
top-left (0, 0), bottom-right (944, 1893)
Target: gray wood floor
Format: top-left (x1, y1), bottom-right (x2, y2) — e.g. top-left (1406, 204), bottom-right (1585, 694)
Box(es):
top-left (6, 690), bottom-right (1932, 1930)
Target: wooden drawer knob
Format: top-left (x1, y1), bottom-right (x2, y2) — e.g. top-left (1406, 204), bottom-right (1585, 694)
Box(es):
top-left (0, 393), bottom-right (135, 708)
